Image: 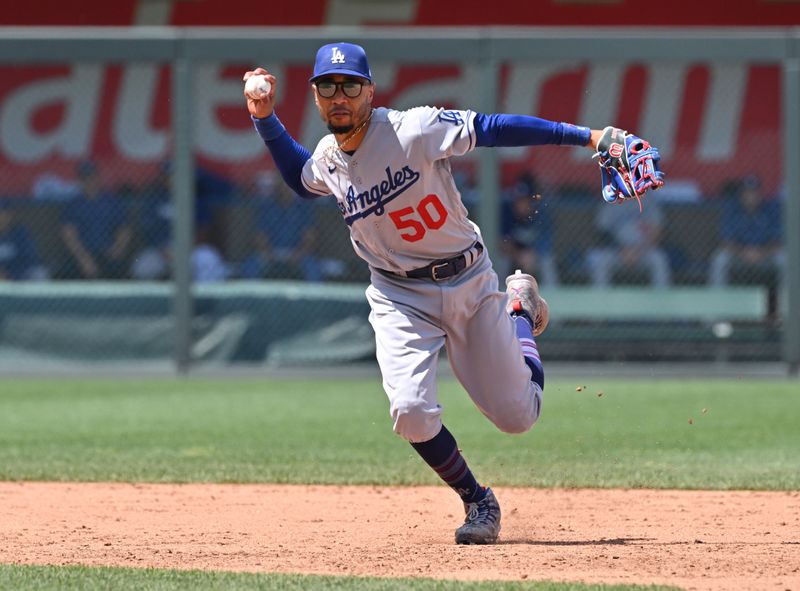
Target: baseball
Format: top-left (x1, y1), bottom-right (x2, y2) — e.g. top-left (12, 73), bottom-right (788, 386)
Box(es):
top-left (245, 75), bottom-right (271, 99)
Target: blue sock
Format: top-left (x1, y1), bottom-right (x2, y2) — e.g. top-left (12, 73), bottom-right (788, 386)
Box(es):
top-left (410, 425), bottom-right (485, 503)
top-left (513, 314), bottom-right (545, 389)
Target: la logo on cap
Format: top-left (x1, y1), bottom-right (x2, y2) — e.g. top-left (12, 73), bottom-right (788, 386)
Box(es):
top-left (331, 47), bottom-right (346, 64)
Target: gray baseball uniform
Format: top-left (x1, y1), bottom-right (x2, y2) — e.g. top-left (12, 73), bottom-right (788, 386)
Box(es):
top-left (247, 40), bottom-right (587, 544)
top-left (250, 39), bottom-right (661, 545)
top-left (301, 106), bottom-right (541, 442)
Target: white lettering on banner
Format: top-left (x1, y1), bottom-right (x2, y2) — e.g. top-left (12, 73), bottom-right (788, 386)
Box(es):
top-left (500, 61), bottom-right (581, 159)
top-left (194, 65), bottom-right (272, 160)
top-left (373, 62), bottom-right (400, 90)
top-left (390, 64), bottom-right (483, 112)
top-left (113, 64), bottom-right (167, 159)
top-left (578, 62), bottom-right (626, 155)
top-left (573, 62), bottom-right (746, 162)
top-left (556, 62), bottom-right (626, 163)
top-left (640, 63), bottom-right (688, 158)
top-left (699, 64), bottom-right (746, 160)
top-left (300, 91), bottom-right (329, 148)
top-left (0, 60), bottom-right (762, 175)
top-left (0, 65), bottom-right (102, 163)
top-left (324, 0), bottom-right (417, 26)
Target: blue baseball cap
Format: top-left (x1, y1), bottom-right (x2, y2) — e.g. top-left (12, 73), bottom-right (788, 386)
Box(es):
top-left (310, 42), bottom-right (372, 83)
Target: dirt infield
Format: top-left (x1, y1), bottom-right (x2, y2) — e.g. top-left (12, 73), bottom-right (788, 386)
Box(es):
top-left (0, 483), bottom-right (797, 590)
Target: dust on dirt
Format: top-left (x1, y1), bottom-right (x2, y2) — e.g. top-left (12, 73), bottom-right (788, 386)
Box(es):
top-left (0, 482), bottom-right (797, 591)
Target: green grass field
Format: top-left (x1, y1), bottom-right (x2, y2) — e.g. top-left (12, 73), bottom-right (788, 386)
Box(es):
top-left (0, 377), bottom-right (797, 488)
top-left (0, 564), bottom-right (678, 591)
top-left (0, 375), bottom-right (797, 589)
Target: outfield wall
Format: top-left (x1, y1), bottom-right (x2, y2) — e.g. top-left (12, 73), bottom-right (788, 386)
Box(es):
top-left (0, 282), bottom-right (783, 370)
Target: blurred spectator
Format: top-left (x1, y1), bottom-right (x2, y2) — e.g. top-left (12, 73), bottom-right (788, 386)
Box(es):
top-left (194, 164), bottom-right (235, 242)
top-left (0, 201), bottom-right (49, 280)
top-left (239, 172), bottom-right (326, 281)
top-left (192, 166), bottom-right (233, 283)
top-left (708, 175), bottom-right (784, 287)
top-left (498, 174), bottom-right (559, 286)
top-left (130, 161), bottom-right (236, 281)
top-left (651, 178), bottom-right (701, 203)
top-left (585, 198), bottom-right (672, 287)
top-left (32, 173), bottom-right (80, 201)
top-left (191, 242), bottom-right (228, 282)
top-left (131, 163), bottom-right (174, 280)
top-left (57, 161), bottom-right (133, 279)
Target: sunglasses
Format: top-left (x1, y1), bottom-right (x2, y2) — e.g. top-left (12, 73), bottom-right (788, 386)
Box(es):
top-left (315, 80), bottom-right (366, 99)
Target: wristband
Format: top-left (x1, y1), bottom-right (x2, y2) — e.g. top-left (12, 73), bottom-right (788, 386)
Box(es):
top-left (560, 123), bottom-right (592, 146)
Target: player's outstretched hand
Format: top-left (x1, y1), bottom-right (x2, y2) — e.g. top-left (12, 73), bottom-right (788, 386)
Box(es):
top-left (243, 68), bottom-right (277, 119)
top-left (593, 126), bottom-right (665, 207)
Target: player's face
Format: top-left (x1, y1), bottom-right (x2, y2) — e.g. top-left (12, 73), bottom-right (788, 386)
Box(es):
top-left (312, 75), bottom-right (374, 135)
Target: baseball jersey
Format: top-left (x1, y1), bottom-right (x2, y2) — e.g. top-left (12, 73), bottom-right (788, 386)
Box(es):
top-left (300, 106), bottom-right (480, 272)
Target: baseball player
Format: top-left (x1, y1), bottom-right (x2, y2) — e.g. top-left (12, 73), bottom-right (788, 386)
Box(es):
top-left (244, 42), bottom-right (663, 544)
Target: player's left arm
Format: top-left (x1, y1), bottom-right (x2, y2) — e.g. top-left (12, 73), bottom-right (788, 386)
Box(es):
top-left (474, 113), bottom-right (593, 149)
top-left (416, 108), bottom-right (591, 161)
top-left (474, 114), bottom-right (664, 203)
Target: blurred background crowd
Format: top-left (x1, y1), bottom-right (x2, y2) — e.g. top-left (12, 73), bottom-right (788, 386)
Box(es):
top-left (1, 160), bottom-right (785, 298)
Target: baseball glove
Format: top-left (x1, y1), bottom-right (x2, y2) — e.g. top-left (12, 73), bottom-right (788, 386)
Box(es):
top-left (594, 126), bottom-right (665, 208)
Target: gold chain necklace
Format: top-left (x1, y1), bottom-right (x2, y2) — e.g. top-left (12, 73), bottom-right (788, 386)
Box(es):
top-left (337, 109), bottom-right (374, 151)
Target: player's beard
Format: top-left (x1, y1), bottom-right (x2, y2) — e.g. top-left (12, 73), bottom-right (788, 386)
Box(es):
top-left (326, 103), bottom-right (370, 135)
top-left (327, 122), bottom-right (353, 135)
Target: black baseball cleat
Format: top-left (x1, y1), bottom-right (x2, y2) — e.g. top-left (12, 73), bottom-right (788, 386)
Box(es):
top-left (455, 487), bottom-right (501, 544)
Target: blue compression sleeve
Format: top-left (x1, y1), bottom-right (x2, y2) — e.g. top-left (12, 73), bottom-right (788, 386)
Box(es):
top-left (474, 113), bottom-right (591, 148)
top-left (252, 114), bottom-right (319, 199)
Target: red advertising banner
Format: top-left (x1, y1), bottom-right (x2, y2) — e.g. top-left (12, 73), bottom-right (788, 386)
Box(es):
top-left (2, 0), bottom-right (799, 26)
top-left (0, 60), bottom-right (782, 199)
top-left (0, 0), bottom-right (790, 198)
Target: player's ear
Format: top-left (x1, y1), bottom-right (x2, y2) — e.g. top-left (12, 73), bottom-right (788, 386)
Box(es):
top-left (366, 82), bottom-right (375, 104)
top-left (311, 84), bottom-right (322, 108)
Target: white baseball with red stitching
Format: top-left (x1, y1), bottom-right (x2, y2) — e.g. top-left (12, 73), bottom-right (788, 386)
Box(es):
top-left (245, 75), bottom-right (271, 99)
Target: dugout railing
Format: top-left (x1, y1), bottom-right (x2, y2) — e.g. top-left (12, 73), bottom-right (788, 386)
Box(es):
top-left (0, 27), bottom-right (798, 374)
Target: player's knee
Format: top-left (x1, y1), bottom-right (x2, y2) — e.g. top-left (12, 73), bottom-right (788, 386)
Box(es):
top-left (392, 399), bottom-right (442, 443)
top-left (495, 384), bottom-right (542, 434)
top-left (496, 412), bottom-right (536, 434)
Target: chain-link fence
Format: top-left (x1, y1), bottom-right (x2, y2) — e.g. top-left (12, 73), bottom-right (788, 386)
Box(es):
top-left (0, 29), bottom-right (797, 371)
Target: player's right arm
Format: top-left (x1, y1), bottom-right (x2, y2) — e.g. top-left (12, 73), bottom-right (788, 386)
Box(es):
top-left (244, 68), bottom-right (318, 199)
